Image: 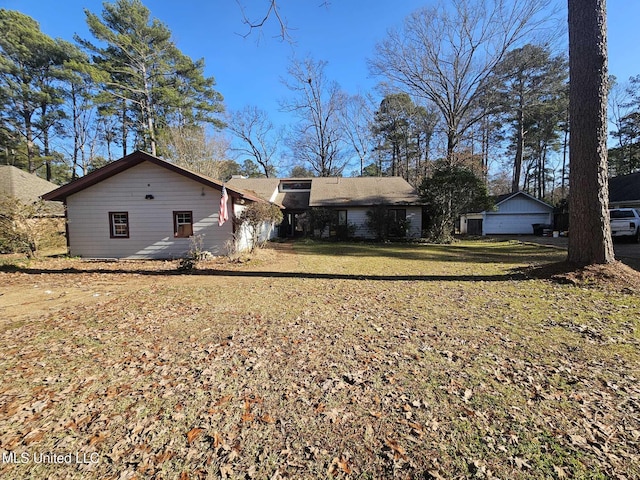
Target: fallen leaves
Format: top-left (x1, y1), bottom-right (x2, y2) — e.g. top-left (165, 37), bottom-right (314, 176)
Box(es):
top-left (186, 428), bottom-right (204, 445)
top-left (384, 438), bottom-right (408, 461)
top-left (1, 243), bottom-right (638, 479)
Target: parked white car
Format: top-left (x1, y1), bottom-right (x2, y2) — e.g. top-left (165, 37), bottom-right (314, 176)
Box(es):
top-left (609, 208), bottom-right (640, 243)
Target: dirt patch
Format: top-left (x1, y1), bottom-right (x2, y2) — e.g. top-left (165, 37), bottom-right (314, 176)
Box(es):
top-left (0, 247), bottom-right (296, 325)
top-left (524, 260), bottom-right (640, 293)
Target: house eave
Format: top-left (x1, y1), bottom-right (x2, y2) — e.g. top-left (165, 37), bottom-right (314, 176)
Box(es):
top-left (42, 150), bottom-right (265, 204)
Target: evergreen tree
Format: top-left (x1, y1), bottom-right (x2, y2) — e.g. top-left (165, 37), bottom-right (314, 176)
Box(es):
top-left (567, 0), bottom-right (614, 265)
top-left (420, 163), bottom-right (492, 243)
top-left (609, 75), bottom-right (640, 175)
top-left (77, 0), bottom-right (224, 157)
top-left (488, 44), bottom-right (568, 195)
top-left (371, 93), bottom-right (437, 186)
top-left (0, 10), bottom-right (68, 176)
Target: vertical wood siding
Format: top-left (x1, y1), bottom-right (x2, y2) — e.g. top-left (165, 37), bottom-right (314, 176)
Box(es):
top-left (66, 162), bottom-right (233, 259)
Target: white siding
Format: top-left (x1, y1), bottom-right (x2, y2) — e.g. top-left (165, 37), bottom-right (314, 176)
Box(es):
top-left (347, 208), bottom-right (371, 238)
top-left (406, 207), bottom-right (422, 238)
top-left (66, 161), bottom-right (234, 259)
top-left (483, 213), bottom-right (553, 235)
top-left (496, 195), bottom-right (551, 214)
top-left (483, 194), bottom-right (553, 235)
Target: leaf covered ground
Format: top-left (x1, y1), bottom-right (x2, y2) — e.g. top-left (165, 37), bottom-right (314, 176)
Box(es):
top-left (0, 240), bottom-right (639, 479)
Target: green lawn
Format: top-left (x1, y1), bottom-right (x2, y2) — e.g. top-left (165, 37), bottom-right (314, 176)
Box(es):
top-left (0, 240), bottom-right (638, 479)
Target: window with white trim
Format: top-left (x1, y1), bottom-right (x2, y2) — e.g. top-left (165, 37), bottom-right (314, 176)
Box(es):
top-left (109, 212), bottom-right (129, 238)
top-left (174, 211), bottom-right (193, 238)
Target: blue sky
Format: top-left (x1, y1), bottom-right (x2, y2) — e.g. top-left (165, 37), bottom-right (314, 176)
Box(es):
top-left (2, 0), bottom-right (640, 170)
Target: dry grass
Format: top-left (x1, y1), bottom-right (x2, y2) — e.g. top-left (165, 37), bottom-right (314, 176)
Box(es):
top-left (0, 240), bottom-right (638, 479)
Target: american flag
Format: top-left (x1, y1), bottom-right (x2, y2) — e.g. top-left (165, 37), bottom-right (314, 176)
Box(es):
top-left (218, 186), bottom-right (229, 226)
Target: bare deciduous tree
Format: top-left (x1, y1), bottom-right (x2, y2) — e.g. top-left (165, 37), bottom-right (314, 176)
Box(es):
top-left (338, 93), bottom-right (375, 177)
top-left (281, 56), bottom-right (348, 177)
top-left (227, 106), bottom-right (281, 177)
top-left (370, 0), bottom-right (554, 164)
top-left (235, 0), bottom-right (330, 42)
top-left (160, 124), bottom-right (232, 180)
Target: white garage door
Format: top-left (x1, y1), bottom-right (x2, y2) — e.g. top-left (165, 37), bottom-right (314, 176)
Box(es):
top-left (484, 213), bottom-right (552, 235)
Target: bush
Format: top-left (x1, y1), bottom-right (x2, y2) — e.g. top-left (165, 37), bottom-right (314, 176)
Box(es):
top-left (0, 196), bottom-right (64, 257)
top-left (178, 235), bottom-right (214, 271)
top-left (236, 202), bottom-right (283, 252)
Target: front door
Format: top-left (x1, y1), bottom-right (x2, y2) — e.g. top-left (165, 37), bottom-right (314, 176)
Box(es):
top-left (282, 211), bottom-right (307, 237)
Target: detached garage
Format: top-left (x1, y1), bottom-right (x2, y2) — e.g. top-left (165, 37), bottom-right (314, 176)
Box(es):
top-left (460, 191), bottom-right (553, 236)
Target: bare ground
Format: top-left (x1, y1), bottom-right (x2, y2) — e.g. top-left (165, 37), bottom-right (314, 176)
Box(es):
top-left (0, 240), bottom-right (638, 479)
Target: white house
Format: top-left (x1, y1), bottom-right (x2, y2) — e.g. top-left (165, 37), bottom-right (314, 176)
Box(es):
top-left (227, 176), bottom-right (423, 239)
top-left (460, 191), bottom-right (554, 236)
top-left (42, 151), bottom-right (266, 259)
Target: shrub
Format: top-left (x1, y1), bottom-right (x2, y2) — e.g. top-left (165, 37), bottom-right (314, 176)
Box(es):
top-left (236, 202), bottom-right (283, 252)
top-left (178, 234), bottom-right (212, 271)
top-left (0, 196), bottom-right (64, 257)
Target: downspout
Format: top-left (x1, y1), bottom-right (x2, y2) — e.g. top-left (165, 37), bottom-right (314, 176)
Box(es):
top-left (63, 199), bottom-right (70, 255)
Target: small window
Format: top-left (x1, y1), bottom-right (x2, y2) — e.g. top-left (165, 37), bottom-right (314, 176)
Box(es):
top-left (388, 209), bottom-right (407, 223)
top-left (610, 209), bottom-right (635, 219)
top-left (337, 210), bottom-right (347, 226)
top-left (387, 209), bottom-right (407, 238)
top-left (280, 181), bottom-right (312, 191)
top-left (174, 211), bottom-right (193, 238)
top-left (109, 212), bottom-right (129, 238)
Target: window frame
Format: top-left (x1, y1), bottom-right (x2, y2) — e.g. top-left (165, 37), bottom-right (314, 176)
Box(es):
top-left (280, 181), bottom-right (312, 191)
top-left (173, 210), bottom-right (194, 238)
top-left (109, 212), bottom-right (130, 239)
top-left (387, 208), bottom-right (407, 238)
top-left (388, 208), bottom-right (407, 223)
top-left (336, 209), bottom-right (348, 226)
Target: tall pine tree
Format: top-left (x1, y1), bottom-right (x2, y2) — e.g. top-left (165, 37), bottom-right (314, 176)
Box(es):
top-left (0, 9), bottom-right (68, 177)
top-left (77, 0), bottom-right (224, 157)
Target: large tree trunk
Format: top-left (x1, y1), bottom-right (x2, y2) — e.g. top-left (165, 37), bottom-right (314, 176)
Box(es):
top-left (567, 0), bottom-right (614, 265)
top-left (512, 107), bottom-right (524, 193)
top-left (24, 110), bottom-right (35, 174)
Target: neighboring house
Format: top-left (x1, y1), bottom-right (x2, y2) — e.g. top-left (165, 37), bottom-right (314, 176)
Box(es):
top-left (460, 191), bottom-right (554, 236)
top-left (0, 165), bottom-right (63, 216)
top-left (227, 176), bottom-right (423, 239)
top-left (609, 171), bottom-right (640, 208)
top-left (42, 151), bottom-right (266, 259)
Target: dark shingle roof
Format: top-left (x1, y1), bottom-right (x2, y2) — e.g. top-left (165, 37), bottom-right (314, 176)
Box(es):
top-left (609, 172), bottom-right (640, 203)
top-left (0, 165), bottom-right (59, 201)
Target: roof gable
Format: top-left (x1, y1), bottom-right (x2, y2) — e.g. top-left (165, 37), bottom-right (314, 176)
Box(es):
top-left (42, 151), bottom-right (263, 203)
top-left (494, 191), bottom-right (553, 210)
